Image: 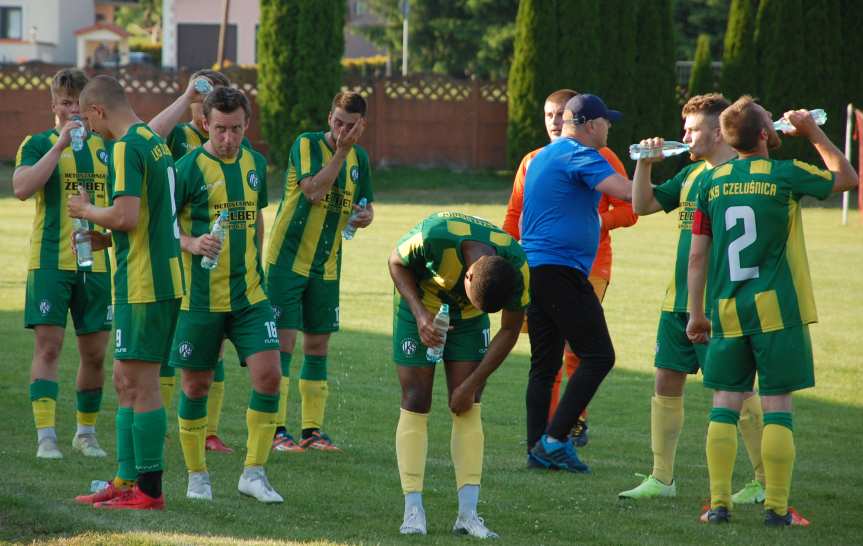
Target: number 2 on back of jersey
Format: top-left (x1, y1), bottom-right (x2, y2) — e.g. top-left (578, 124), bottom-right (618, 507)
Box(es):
top-left (725, 205), bottom-right (759, 282)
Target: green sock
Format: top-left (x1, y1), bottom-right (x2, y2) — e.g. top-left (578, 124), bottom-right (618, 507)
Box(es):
top-left (133, 407), bottom-right (167, 474)
top-left (116, 407), bottom-right (137, 481)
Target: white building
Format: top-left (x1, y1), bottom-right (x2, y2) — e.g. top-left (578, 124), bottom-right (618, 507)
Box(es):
top-left (0, 0), bottom-right (94, 64)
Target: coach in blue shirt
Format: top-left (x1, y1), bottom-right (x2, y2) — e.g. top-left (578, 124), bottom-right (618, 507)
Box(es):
top-left (522, 94), bottom-right (632, 472)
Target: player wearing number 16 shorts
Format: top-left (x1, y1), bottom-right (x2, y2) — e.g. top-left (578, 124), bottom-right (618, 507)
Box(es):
top-left (168, 88), bottom-right (282, 504)
top-left (687, 96), bottom-right (858, 526)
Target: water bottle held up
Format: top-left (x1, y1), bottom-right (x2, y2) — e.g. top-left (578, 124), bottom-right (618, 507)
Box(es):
top-left (342, 197), bottom-right (368, 240)
top-left (70, 115), bottom-right (86, 152)
top-left (629, 141), bottom-right (690, 160)
top-left (201, 210), bottom-right (229, 270)
top-left (426, 303), bottom-right (450, 363)
top-left (193, 78), bottom-right (213, 95)
top-left (772, 108), bottom-right (827, 133)
top-left (74, 217), bottom-right (93, 268)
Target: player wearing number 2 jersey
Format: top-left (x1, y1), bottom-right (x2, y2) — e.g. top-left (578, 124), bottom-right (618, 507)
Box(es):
top-left (687, 96), bottom-right (857, 527)
top-left (68, 75), bottom-right (184, 510)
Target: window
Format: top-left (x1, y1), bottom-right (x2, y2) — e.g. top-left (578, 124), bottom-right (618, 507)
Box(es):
top-left (0, 7), bottom-right (22, 40)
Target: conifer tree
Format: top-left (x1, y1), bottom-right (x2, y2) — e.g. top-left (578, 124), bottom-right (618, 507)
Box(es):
top-left (688, 34), bottom-right (714, 98)
top-left (721, 0), bottom-right (757, 100)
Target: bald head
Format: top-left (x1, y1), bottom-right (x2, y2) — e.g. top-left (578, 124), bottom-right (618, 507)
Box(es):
top-left (79, 75), bottom-right (129, 112)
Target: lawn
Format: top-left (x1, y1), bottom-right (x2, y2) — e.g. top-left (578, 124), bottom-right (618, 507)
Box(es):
top-left (0, 166), bottom-right (861, 545)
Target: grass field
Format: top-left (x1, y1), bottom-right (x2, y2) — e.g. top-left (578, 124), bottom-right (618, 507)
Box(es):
top-left (0, 166), bottom-right (861, 545)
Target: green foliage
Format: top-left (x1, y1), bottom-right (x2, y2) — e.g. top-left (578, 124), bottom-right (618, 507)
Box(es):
top-left (720, 0), bottom-right (757, 101)
top-left (506, 0), bottom-right (558, 166)
top-left (257, 0), bottom-right (344, 169)
top-left (688, 34), bottom-right (714, 97)
top-left (673, 0), bottom-right (729, 60)
top-left (359, 0), bottom-right (518, 79)
top-left (631, 0), bottom-right (679, 176)
top-left (114, 0), bottom-right (161, 40)
top-left (127, 37), bottom-right (161, 65)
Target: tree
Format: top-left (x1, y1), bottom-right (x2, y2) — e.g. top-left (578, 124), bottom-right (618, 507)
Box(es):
top-left (688, 34), bottom-right (714, 97)
top-left (114, 0), bottom-right (162, 42)
top-left (673, 0), bottom-right (729, 61)
top-left (720, 0), bottom-right (757, 101)
top-left (360, 0), bottom-right (518, 79)
top-left (594, 0), bottom-right (637, 159)
top-left (257, 0), bottom-right (299, 169)
top-left (506, 0), bottom-right (558, 166)
top-left (631, 0), bottom-right (679, 171)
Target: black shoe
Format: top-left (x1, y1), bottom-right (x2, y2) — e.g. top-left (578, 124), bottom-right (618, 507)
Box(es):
top-left (571, 418), bottom-right (589, 448)
top-left (700, 506), bottom-right (730, 524)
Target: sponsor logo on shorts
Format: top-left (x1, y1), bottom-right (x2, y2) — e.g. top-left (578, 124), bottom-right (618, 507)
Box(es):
top-left (247, 170), bottom-right (260, 191)
top-left (271, 304), bottom-right (282, 321)
top-left (97, 150), bottom-right (110, 164)
top-left (350, 165), bottom-right (359, 182)
top-left (401, 337), bottom-right (418, 357)
top-left (178, 341), bottom-right (194, 360)
top-left (655, 343), bottom-right (660, 354)
top-left (39, 299), bottom-right (51, 316)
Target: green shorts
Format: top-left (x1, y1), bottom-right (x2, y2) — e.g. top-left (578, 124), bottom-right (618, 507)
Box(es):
top-left (24, 269), bottom-right (112, 335)
top-left (654, 311), bottom-right (707, 374)
top-left (169, 301), bottom-right (279, 370)
top-left (703, 325), bottom-right (814, 396)
top-left (267, 267), bottom-right (339, 333)
top-left (393, 303), bottom-right (491, 367)
top-left (113, 299), bottom-right (181, 362)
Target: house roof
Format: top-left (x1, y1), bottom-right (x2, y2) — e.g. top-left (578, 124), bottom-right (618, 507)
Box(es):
top-left (74, 23), bottom-right (131, 38)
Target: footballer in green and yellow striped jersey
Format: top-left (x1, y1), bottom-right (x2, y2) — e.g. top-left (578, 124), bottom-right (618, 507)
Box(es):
top-left (387, 212), bottom-right (527, 537)
top-left (12, 68), bottom-right (113, 462)
top-left (168, 87), bottom-right (283, 503)
top-left (265, 91), bottom-right (374, 453)
top-left (687, 97), bottom-right (858, 526)
top-left (621, 94), bottom-right (765, 504)
top-left (68, 75), bottom-right (183, 511)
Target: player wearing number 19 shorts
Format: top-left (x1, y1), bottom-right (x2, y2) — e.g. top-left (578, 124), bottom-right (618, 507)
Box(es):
top-left (687, 97), bottom-right (858, 526)
top-left (169, 88), bottom-right (282, 503)
top-left (621, 94), bottom-right (766, 503)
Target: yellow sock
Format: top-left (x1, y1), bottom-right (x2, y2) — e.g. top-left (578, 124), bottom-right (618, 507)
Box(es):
top-left (178, 416), bottom-right (208, 473)
top-left (276, 377), bottom-right (290, 428)
top-left (206, 381), bottom-right (225, 436)
top-left (706, 410), bottom-right (739, 509)
top-left (160, 376), bottom-right (176, 410)
top-left (112, 477), bottom-right (135, 490)
top-left (32, 398), bottom-right (56, 430)
top-left (739, 394), bottom-right (765, 485)
top-left (396, 408), bottom-right (428, 493)
top-left (245, 408), bottom-right (277, 467)
top-left (451, 404), bottom-right (483, 490)
top-left (77, 411), bottom-right (98, 427)
top-left (762, 417), bottom-right (795, 516)
top-left (299, 379), bottom-right (328, 431)
top-left (650, 394), bottom-right (683, 485)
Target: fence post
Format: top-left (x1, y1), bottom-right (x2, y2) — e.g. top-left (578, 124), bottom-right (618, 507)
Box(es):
top-left (471, 80), bottom-right (481, 169)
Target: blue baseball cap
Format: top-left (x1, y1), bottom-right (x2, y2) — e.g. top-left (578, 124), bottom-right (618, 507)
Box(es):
top-left (564, 94), bottom-right (622, 124)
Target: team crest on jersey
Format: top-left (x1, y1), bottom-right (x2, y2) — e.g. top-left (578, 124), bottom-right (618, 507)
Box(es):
top-left (350, 165), bottom-right (359, 182)
top-left (178, 341), bottom-right (194, 360)
top-left (401, 337), bottom-right (418, 357)
top-left (247, 171), bottom-right (260, 191)
top-left (39, 300), bottom-right (51, 316)
top-left (97, 150), bottom-right (110, 164)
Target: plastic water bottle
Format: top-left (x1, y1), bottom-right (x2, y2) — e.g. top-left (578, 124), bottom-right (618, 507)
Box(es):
top-left (773, 108), bottom-right (827, 133)
top-left (74, 218), bottom-right (93, 267)
top-left (426, 303), bottom-right (450, 363)
top-left (70, 115), bottom-right (86, 152)
top-left (342, 197), bottom-right (368, 240)
top-left (200, 210), bottom-right (229, 270)
top-left (90, 479), bottom-right (110, 493)
top-left (193, 78), bottom-right (213, 94)
top-left (629, 141), bottom-right (690, 160)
